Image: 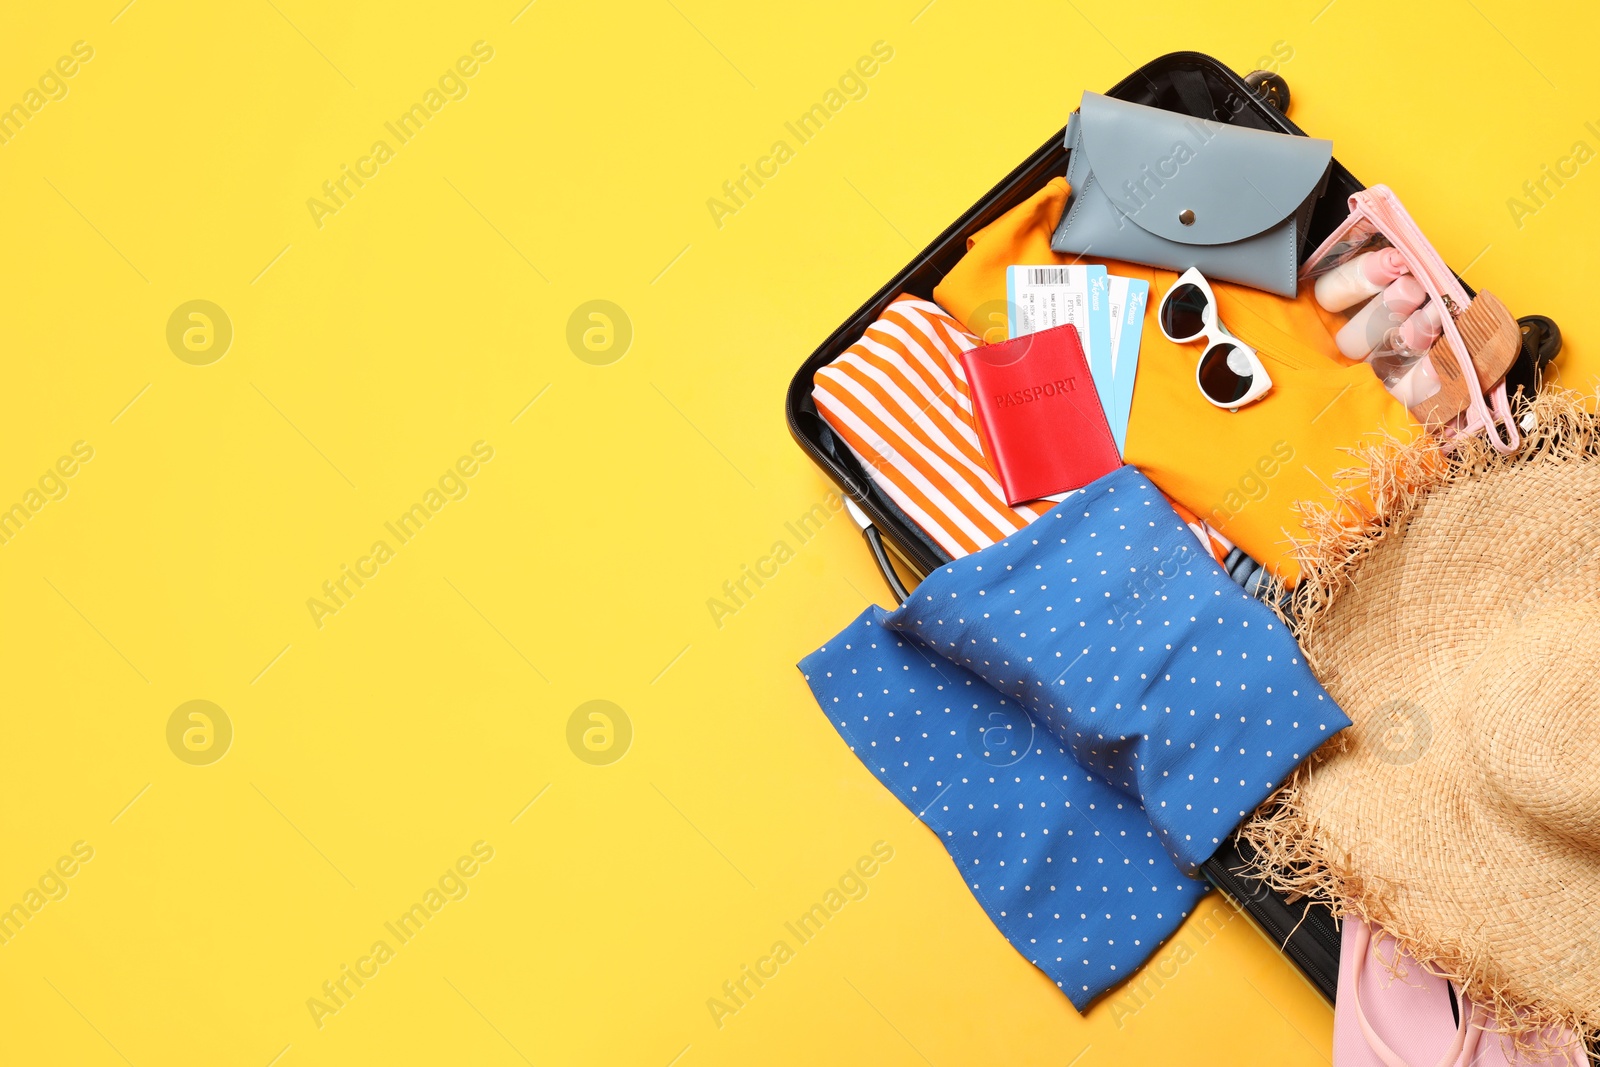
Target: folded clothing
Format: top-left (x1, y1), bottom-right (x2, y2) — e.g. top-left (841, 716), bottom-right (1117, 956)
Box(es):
top-left (935, 177), bottom-right (1081, 343)
top-left (812, 296), bottom-right (1057, 558)
top-left (932, 177), bottom-right (1424, 584)
top-left (1123, 269), bottom-right (1422, 586)
top-left (799, 465), bottom-right (1349, 1006)
top-left (802, 609), bottom-right (1208, 1009)
top-left (813, 295), bottom-right (1231, 566)
top-left (886, 464), bottom-right (1350, 873)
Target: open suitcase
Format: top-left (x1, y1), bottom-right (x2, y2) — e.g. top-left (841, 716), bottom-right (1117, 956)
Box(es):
top-left (785, 51), bottom-right (1562, 1005)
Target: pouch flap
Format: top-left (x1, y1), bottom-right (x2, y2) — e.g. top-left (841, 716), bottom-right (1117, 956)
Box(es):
top-left (1075, 91), bottom-right (1332, 246)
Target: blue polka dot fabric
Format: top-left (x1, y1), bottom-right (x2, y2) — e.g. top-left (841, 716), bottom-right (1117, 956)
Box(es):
top-left (890, 465), bottom-right (1349, 874)
top-left (799, 465), bottom-right (1349, 1007)
top-left (802, 611), bottom-right (1209, 1008)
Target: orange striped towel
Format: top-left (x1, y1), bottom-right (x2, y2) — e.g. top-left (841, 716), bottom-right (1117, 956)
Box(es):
top-left (813, 296), bottom-right (1056, 558)
top-left (814, 295), bottom-right (1231, 564)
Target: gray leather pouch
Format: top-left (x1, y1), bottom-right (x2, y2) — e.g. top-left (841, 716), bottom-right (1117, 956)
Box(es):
top-left (1050, 92), bottom-right (1333, 297)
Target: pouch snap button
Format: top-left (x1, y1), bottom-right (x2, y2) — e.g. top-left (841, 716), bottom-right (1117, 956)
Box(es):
top-left (1178, 209), bottom-right (1196, 225)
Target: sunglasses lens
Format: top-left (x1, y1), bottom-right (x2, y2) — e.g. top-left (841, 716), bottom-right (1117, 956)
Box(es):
top-left (1198, 343), bottom-right (1254, 405)
top-left (1161, 282), bottom-right (1209, 340)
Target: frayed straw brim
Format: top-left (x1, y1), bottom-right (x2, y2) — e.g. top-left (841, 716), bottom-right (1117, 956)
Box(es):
top-left (1241, 386), bottom-right (1600, 1047)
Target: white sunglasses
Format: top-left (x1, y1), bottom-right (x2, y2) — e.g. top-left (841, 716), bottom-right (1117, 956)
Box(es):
top-left (1157, 268), bottom-right (1273, 411)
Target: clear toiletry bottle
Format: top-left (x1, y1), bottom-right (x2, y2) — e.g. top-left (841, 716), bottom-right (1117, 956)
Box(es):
top-left (1313, 247), bottom-right (1410, 312)
top-left (1335, 275), bottom-right (1427, 361)
top-left (1390, 356), bottom-right (1443, 409)
top-left (1368, 301), bottom-right (1444, 389)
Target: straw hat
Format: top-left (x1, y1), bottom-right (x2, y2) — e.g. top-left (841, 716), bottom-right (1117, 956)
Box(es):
top-left (1243, 388), bottom-right (1600, 1042)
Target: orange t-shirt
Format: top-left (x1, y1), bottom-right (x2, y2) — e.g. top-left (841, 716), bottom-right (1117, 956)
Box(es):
top-left (933, 177), bottom-right (1423, 583)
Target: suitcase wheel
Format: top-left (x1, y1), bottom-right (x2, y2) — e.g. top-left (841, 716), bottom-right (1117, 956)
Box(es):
top-left (1244, 70), bottom-right (1291, 115)
top-left (1504, 314), bottom-right (1563, 403)
top-left (1518, 315), bottom-right (1562, 371)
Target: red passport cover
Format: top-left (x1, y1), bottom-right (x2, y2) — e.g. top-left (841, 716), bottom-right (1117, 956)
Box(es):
top-left (959, 324), bottom-right (1122, 505)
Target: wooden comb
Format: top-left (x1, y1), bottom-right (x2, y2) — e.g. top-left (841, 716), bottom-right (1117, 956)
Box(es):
top-left (1408, 290), bottom-right (1519, 429)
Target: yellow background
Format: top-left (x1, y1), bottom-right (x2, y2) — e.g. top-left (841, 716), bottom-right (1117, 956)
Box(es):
top-left (0, 1), bottom-right (1593, 1063)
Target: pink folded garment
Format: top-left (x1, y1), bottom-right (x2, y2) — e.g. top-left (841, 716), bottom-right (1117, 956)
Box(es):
top-left (1334, 916), bottom-right (1584, 1067)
